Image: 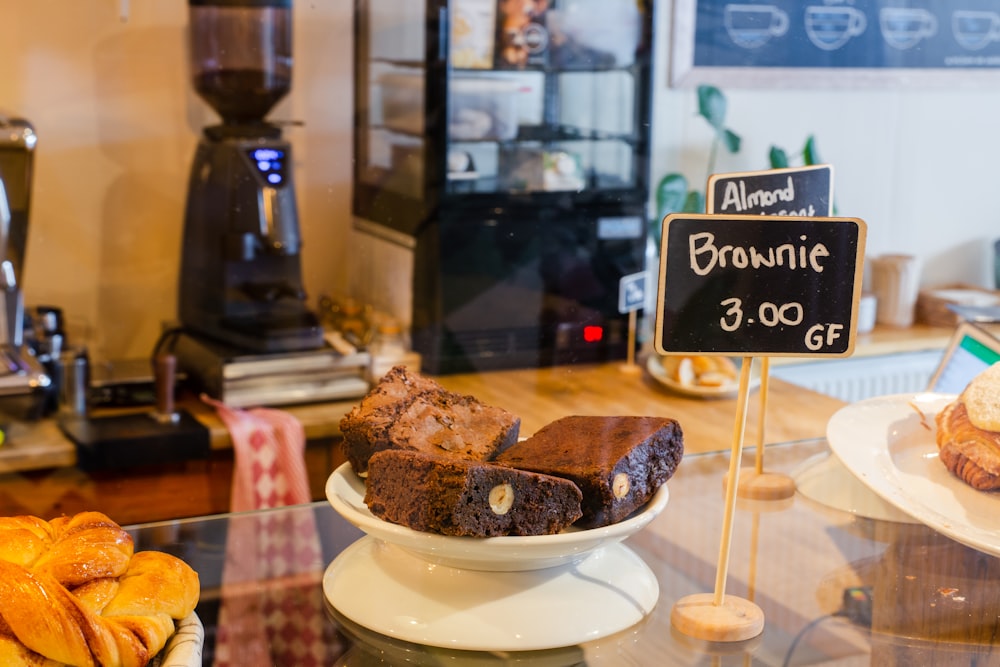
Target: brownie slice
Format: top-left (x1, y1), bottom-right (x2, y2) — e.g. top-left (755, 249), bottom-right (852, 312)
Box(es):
top-left (339, 365), bottom-right (520, 475)
top-left (495, 416), bottom-right (683, 528)
top-left (364, 449), bottom-right (583, 537)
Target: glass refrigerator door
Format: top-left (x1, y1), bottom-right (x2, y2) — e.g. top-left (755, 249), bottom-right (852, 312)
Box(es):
top-left (445, 0), bottom-right (650, 199)
top-left (354, 0), bottom-right (443, 236)
top-left (354, 0), bottom-right (651, 233)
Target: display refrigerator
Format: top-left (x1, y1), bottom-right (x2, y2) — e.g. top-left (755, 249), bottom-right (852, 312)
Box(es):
top-left (352, 0), bottom-right (654, 374)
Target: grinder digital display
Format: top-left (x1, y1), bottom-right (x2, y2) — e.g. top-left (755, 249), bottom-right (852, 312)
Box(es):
top-left (249, 147), bottom-right (286, 185)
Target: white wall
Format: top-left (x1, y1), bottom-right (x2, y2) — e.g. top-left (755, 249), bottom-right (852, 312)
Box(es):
top-left (0, 1), bottom-right (996, 363)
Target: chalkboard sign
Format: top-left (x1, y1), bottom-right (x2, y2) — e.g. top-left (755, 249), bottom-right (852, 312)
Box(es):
top-left (670, 0), bottom-right (1000, 87)
top-left (707, 165), bottom-right (834, 218)
top-left (653, 214), bottom-right (867, 357)
top-left (618, 271), bottom-right (648, 314)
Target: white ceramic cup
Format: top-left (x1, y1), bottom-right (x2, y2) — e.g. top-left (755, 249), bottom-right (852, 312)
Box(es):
top-left (856, 292), bottom-right (877, 333)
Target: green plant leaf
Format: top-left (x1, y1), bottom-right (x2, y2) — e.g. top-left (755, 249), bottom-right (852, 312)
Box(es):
top-left (803, 135), bottom-right (821, 165)
top-left (697, 85), bottom-right (728, 131)
top-left (683, 191), bottom-right (705, 213)
top-left (769, 146), bottom-right (789, 169)
top-left (655, 173), bottom-right (689, 219)
top-left (721, 129), bottom-right (741, 154)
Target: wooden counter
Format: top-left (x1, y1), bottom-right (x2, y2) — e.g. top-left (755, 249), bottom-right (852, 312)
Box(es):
top-left (0, 322), bottom-right (955, 523)
top-left (0, 322), bottom-right (953, 472)
top-left (852, 322), bottom-right (954, 355)
top-left (0, 354), bottom-right (858, 474)
top-left (437, 360), bottom-right (846, 454)
top-left (770, 322), bottom-right (954, 366)
top-left (0, 395), bottom-right (354, 475)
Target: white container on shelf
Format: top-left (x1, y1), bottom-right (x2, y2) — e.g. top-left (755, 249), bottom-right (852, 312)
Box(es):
top-left (378, 72), bottom-right (425, 135)
top-left (378, 74), bottom-right (522, 142)
top-left (449, 78), bottom-right (521, 141)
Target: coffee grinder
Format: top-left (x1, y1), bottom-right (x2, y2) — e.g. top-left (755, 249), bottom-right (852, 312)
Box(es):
top-left (179, 0), bottom-right (323, 354)
top-left (173, 0), bottom-right (371, 408)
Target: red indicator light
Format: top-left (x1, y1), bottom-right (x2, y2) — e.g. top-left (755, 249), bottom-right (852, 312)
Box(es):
top-left (583, 326), bottom-right (603, 343)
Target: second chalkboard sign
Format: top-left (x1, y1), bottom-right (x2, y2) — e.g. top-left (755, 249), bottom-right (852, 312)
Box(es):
top-left (707, 165), bottom-right (834, 217)
top-left (654, 214), bottom-right (867, 357)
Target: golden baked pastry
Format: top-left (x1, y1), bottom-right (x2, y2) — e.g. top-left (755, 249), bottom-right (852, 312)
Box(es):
top-left (661, 355), bottom-right (738, 389)
top-left (935, 363), bottom-right (1000, 491)
top-left (958, 362), bottom-right (1000, 432)
top-left (0, 511), bottom-right (200, 666)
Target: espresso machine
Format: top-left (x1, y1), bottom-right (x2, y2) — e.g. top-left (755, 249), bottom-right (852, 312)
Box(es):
top-left (0, 113), bottom-right (50, 421)
top-left (174, 0), bottom-right (370, 406)
top-left (179, 0), bottom-right (323, 354)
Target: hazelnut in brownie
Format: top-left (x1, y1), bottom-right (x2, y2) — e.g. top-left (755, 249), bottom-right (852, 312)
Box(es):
top-left (495, 416), bottom-right (683, 528)
top-left (364, 449), bottom-right (583, 537)
top-left (339, 365), bottom-right (520, 475)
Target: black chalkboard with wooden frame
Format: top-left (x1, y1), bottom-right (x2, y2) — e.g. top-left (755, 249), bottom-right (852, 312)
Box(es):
top-left (653, 213), bottom-right (867, 357)
top-left (707, 165), bottom-right (834, 218)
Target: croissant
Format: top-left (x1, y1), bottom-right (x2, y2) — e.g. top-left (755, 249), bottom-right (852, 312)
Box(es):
top-left (0, 511), bottom-right (199, 666)
top-left (935, 362), bottom-right (1000, 492)
top-left (936, 401), bottom-right (1000, 491)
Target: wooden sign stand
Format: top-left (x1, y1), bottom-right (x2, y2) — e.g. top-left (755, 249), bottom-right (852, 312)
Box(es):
top-left (733, 358), bottom-right (796, 501)
top-left (656, 209), bottom-right (867, 643)
top-left (619, 309), bottom-right (641, 375)
top-left (703, 166), bottom-right (836, 503)
top-left (720, 358), bottom-right (796, 500)
top-left (618, 271), bottom-right (648, 375)
top-left (670, 357), bottom-right (764, 642)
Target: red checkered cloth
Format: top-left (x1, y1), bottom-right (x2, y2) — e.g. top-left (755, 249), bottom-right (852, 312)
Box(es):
top-left (203, 397), bottom-right (340, 666)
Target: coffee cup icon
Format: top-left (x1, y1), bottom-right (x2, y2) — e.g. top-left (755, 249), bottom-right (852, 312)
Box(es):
top-left (953, 10), bottom-right (1000, 51)
top-left (880, 7), bottom-right (937, 50)
top-left (805, 5), bottom-right (868, 51)
top-left (724, 3), bottom-right (789, 49)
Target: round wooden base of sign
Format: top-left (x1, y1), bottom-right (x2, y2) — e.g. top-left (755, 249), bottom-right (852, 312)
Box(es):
top-left (618, 362), bottom-right (642, 375)
top-left (725, 470), bottom-right (796, 501)
top-left (671, 593), bottom-right (765, 642)
top-left (739, 470), bottom-right (797, 500)
top-left (669, 622), bottom-right (764, 656)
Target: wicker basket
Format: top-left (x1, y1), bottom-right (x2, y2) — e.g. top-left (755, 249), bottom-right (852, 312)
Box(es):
top-left (915, 284), bottom-right (1000, 327)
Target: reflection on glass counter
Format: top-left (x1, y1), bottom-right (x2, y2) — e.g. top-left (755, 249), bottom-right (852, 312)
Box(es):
top-left (126, 439), bottom-right (1000, 665)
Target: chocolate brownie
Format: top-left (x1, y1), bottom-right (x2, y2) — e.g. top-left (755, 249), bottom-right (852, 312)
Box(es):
top-left (339, 365), bottom-right (520, 475)
top-left (364, 449), bottom-right (583, 537)
top-left (495, 416), bottom-right (683, 528)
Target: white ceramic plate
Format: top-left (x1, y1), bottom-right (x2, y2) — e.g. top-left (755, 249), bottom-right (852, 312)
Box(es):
top-left (826, 392), bottom-right (1000, 557)
top-left (150, 613), bottom-right (203, 667)
top-left (791, 451), bottom-right (917, 524)
top-left (329, 604), bottom-right (589, 666)
top-left (323, 536), bottom-right (659, 651)
top-left (325, 462), bottom-right (669, 571)
top-left (646, 355), bottom-right (758, 399)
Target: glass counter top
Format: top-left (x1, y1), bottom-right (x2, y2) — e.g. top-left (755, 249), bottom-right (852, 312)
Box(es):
top-left (127, 437), bottom-right (1000, 666)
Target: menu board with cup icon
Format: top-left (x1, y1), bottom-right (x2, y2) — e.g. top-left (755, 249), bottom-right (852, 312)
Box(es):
top-left (653, 214), bottom-right (867, 357)
top-left (671, 0), bottom-right (1000, 86)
